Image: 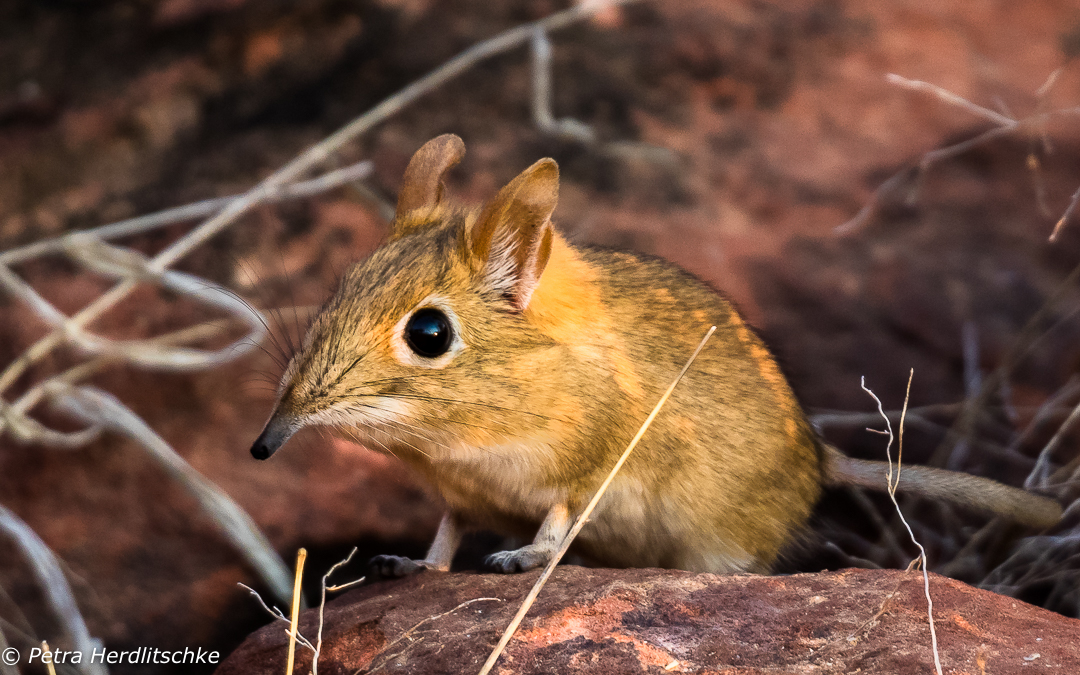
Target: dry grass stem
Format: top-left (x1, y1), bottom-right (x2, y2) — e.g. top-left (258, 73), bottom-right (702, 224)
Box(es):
top-left (477, 325), bottom-right (717, 675)
top-left (49, 386), bottom-right (294, 602)
top-left (41, 641), bottom-right (57, 675)
top-left (0, 505), bottom-right (107, 675)
top-left (234, 543), bottom-right (365, 674)
top-left (237, 584), bottom-right (316, 652)
top-left (929, 253), bottom-right (1080, 470)
top-left (836, 69), bottom-right (1080, 238)
top-left (531, 28), bottom-right (596, 144)
top-left (1026, 393), bottom-right (1080, 491)
top-left (312, 547), bottom-right (362, 675)
top-left (886, 74), bottom-right (1015, 126)
top-left (0, 161), bottom-right (372, 267)
top-left (286, 549), bottom-right (308, 675)
top-left (0, 628), bottom-right (16, 675)
top-left (1051, 186), bottom-right (1080, 242)
top-left (861, 371), bottom-right (942, 675)
top-left (363, 598), bottom-right (501, 674)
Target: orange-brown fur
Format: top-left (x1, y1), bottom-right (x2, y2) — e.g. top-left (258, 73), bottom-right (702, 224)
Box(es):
top-left (251, 134), bottom-right (1061, 576)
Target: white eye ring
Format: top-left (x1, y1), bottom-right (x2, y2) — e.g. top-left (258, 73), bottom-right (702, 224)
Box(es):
top-left (389, 295), bottom-right (465, 369)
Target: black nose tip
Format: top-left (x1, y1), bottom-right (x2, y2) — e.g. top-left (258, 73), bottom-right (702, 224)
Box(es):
top-left (250, 417), bottom-right (294, 460)
top-left (250, 439), bottom-right (272, 460)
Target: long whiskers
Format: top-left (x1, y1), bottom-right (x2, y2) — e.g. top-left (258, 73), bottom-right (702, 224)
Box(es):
top-left (345, 399), bottom-right (514, 457)
top-left (411, 410), bottom-right (519, 436)
top-left (335, 424), bottom-right (400, 462)
top-left (329, 390), bottom-right (531, 436)
top-left (356, 402), bottom-right (465, 455)
top-left (347, 403), bottom-right (438, 459)
top-left (381, 393), bottom-right (560, 422)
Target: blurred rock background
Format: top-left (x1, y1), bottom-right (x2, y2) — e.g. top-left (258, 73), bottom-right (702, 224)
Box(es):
top-left (2, 0), bottom-right (1080, 672)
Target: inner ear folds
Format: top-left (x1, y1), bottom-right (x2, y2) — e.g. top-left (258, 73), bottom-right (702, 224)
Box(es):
top-left (470, 158), bottom-right (559, 310)
top-left (393, 134), bottom-right (466, 231)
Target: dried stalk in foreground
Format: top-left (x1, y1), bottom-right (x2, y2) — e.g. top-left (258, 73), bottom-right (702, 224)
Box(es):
top-left (286, 549), bottom-right (307, 675)
top-left (477, 325), bottom-right (716, 675)
top-left (861, 371), bottom-right (942, 675)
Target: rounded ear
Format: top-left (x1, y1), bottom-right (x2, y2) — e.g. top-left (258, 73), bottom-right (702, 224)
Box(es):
top-left (470, 158), bottom-right (559, 310)
top-left (393, 134), bottom-right (466, 225)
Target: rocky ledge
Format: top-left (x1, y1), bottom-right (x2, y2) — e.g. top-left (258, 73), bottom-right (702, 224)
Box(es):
top-left (217, 567), bottom-right (1080, 674)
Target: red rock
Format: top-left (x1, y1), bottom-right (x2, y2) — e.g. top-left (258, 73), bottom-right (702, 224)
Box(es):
top-left (217, 567), bottom-right (1080, 675)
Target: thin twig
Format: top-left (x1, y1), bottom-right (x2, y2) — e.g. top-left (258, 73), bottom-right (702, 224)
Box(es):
top-left (886, 74), bottom-right (1014, 126)
top-left (314, 547), bottom-right (361, 675)
top-left (0, 505), bottom-right (107, 675)
top-left (530, 28), bottom-right (596, 144)
top-left (834, 169), bottom-right (913, 235)
top-left (861, 371), bottom-right (942, 675)
top-left (0, 306), bottom-right (314, 447)
top-left (239, 583), bottom-right (291, 623)
top-left (928, 251), bottom-right (1080, 470)
top-left (0, 242), bottom-right (265, 373)
top-left (325, 577), bottom-right (367, 593)
top-left (48, 385), bottom-right (294, 604)
top-left (236, 583), bottom-right (316, 652)
top-left (364, 598), bottom-right (501, 674)
top-left (1050, 186), bottom-right (1080, 242)
top-left (0, 626), bottom-right (18, 675)
top-left (1026, 393), bottom-right (1080, 491)
top-left (0, 161), bottom-right (373, 266)
top-left (477, 325), bottom-right (716, 675)
top-left (837, 70), bottom-right (1080, 237)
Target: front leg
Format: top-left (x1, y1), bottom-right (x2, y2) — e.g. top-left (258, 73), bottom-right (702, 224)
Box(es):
top-left (371, 512), bottom-right (463, 578)
top-left (486, 503), bottom-right (572, 573)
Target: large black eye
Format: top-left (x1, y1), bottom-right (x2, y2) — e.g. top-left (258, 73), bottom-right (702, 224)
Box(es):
top-left (405, 308), bottom-right (453, 357)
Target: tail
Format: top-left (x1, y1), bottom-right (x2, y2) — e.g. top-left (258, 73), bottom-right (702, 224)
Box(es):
top-left (822, 445), bottom-right (1062, 529)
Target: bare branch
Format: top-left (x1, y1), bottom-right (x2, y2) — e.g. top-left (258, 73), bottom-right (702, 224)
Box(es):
top-left (237, 584), bottom-right (316, 652)
top-left (0, 505), bottom-right (107, 675)
top-left (0, 161), bottom-right (373, 267)
top-left (885, 74), bottom-right (1015, 126)
top-left (860, 372), bottom-right (942, 675)
top-left (838, 71), bottom-right (1080, 238)
top-left (47, 386), bottom-right (294, 605)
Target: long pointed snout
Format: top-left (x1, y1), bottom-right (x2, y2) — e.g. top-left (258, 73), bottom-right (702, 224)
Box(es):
top-left (250, 415), bottom-right (296, 460)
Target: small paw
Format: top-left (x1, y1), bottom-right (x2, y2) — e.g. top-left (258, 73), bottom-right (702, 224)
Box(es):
top-left (369, 555), bottom-right (431, 578)
top-left (485, 545), bottom-right (551, 573)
